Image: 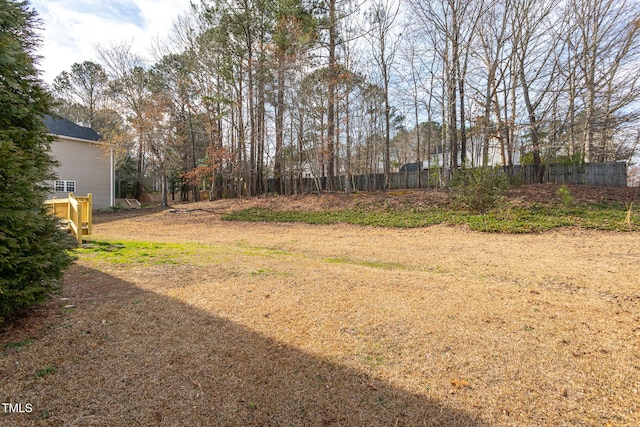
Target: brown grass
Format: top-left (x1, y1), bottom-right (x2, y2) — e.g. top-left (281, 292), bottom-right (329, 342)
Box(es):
top-left (1, 187), bottom-right (639, 426)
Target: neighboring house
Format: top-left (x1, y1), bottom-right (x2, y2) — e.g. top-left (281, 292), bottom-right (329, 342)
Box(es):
top-left (44, 116), bottom-right (114, 209)
top-left (400, 144), bottom-right (522, 172)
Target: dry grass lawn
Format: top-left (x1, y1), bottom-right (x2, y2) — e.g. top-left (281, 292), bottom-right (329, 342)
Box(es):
top-left (1, 189), bottom-right (639, 426)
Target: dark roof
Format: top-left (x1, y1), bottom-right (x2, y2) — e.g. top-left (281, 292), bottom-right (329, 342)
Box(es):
top-left (43, 115), bottom-right (101, 141)
top-left (399, 162), bottom-right (420, 172)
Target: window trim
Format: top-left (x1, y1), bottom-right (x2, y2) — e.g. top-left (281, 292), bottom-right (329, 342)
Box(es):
top-left (53, 180), bottom-right (76, 193)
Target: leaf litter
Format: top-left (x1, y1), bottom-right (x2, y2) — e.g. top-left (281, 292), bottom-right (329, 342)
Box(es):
top-left (1, 187), bottom-right (639, 426)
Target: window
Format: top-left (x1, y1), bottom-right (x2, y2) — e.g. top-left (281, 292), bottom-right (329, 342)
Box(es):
top-left (53, 180), bottom-right (76, 192)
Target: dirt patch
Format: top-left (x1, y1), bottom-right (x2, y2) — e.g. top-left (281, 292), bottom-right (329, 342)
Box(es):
top-left (1, 187), bottom-right (639, 426)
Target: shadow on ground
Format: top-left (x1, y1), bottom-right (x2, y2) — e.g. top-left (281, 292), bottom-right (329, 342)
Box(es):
top-left (0, 265), bottom-right (489, 426)
top-left (92, 207), bottom-right (165, 225)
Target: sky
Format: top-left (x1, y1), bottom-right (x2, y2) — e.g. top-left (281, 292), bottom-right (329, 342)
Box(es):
top-left (30, 0), bottom-right (195, 84)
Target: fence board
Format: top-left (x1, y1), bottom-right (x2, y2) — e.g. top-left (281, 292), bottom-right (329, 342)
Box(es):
top-left (511, 162), bottom-right (626, 186)
top-left (265, 162), bottom-right (627, 195)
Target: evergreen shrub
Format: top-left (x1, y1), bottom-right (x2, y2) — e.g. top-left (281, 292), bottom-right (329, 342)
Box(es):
top-left (0, 0), bottom-right (75, 322)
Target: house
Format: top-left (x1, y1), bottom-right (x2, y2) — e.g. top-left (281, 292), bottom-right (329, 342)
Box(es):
top-left (400, 142), bottom-right (522, 172)
top-left (44, 116), bottom-right (114, 209)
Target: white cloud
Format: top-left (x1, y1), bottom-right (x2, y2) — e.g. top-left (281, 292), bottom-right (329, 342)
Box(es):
top-left (134, 0), bottom-right (194, 32)
top-left (31, 0), bottom-right (194, 84)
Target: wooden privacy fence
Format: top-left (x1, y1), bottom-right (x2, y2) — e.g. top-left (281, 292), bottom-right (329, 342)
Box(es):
top-left (265, 162), bottom-right (627, 194)
top-left (511, 162), bottom-right (627, 187)
top-left (44, 193), bottom-right (92, 244)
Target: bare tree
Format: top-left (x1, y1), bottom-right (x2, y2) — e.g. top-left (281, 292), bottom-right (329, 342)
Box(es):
top-left (367, 0), bottom-right (401, 188)
top-left (474, 0), bottom-right (511, 167)
top-left (409, 0), bottom-right (485, 170)
top-left (53, 61), bottom-right (108, 126)
top-left (273, 0), bottom-right (315, 194)
top-left (337, 0), bottom-right (362, 194)
top-left (566, 0), bottom-right (640, 162)
top-left (97, 41), bottom-right (151, 199)
top-left (512, 0), bottom-right (565, 181)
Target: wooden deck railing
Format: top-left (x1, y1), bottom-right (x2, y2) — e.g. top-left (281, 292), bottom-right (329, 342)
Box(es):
top-left (44, 193), bottom-right (92, 244)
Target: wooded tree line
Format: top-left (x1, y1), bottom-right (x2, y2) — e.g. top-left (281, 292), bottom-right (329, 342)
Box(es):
top-left (50, 0), bottom-right (640, 203)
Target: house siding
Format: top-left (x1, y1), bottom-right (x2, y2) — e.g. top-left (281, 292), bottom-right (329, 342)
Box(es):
top-left (49, 137), bottom-right (112, 209)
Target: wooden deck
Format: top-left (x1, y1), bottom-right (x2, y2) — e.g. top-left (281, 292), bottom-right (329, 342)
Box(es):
top-left (44, 193), bottom-right (92, 244)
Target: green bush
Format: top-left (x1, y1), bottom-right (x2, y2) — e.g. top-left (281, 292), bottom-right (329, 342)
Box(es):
top-left (449, 167), bottom-right (511, 212)
top-left (0, 1), bottom-right (75, 322)
top-left (556, 185), bottom-right (573, 205)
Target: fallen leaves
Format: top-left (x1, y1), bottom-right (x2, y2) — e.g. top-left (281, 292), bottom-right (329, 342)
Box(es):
top-left (450, 378), bottom-right (470, 389)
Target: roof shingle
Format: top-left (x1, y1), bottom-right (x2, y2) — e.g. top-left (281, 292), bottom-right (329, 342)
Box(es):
top-left (43, 115), bottom-right (101, 141)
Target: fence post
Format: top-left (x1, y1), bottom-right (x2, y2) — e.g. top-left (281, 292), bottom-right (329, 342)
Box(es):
top-left (67, 192), bottom-right (72, 233)
top-left (68, 193), bottom-right (82, 245)
top-left (86, 193), bottom-right (93, 236)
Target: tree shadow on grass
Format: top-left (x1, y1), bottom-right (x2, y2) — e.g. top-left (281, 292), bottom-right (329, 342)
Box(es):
top-left (0, 265), bottom-right (490, 426)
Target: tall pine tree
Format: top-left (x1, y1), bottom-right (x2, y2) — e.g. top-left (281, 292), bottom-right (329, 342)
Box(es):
top-left (0, 0), bottom-right (74, 321)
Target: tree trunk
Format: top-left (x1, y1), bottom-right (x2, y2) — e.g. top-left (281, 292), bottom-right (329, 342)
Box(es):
top-left (520, 68), bottom-right (544, 183)
top-left (345, 79), bottom-right (352, 194)
top-left (383, 58), bottom-right (391, 189)
top-left (326, 0), bottom-right (337, 191)
top-left (275, 54), bottom-right (285, 194)
top-left (135, 131), bottom-right (144, 200)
